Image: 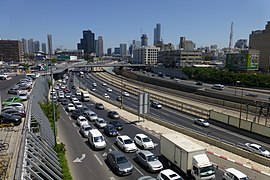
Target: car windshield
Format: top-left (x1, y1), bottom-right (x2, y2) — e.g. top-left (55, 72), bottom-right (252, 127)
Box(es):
top-left (124, 139), bottom-right (133, 144)
top-left (200, 165), bottom-right (215, 177)
top-left (108, 126), bottom-right (116, 130)
top-left (147, 155), bottom-right (158, 162)
top-left (2, 113), bottom-right (12, 118)
top-left (116, 156), bottom-right (128, 164)
top-left (94, 136), bottom-right (104, 142)
top-left (99, 119), bottom-right (105, 123)
top-left (142, 137), bottom-right (151, 142)
top-left (84, 127), bottom-right (91, 131)
top-left (258, 146), bottom-right (267, 152)
top-left (240, 177), bottom-right (250, 180)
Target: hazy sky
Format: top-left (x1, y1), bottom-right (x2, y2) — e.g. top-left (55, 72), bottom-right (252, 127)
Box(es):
top-left (1, 0), bottom-right (269, 51)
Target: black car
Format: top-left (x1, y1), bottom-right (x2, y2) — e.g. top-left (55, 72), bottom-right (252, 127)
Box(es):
top-left (108, 111), bottom-right (120, 119)
top-left (116, 96), bottom-right (122, 101)
top-left (104, 124), bottom-right (118, 136)
top-left (8, 85), bottom-right (19, 94)
top-left (61, 99), bottom-right (69, 105)
top-left (71, 109), bottom-right (84, 119)
top-left (107, 151), bottom-right (133, 175)
top-left (109, 120), bottom-right (123, 130)
top-left (0, 113), bottom-right (22, 126)
top-left (95, 103), bottom-right (104, 110)
top-left (195, 81), bottom-right (203, 85)
top-left (1, 108), bottom-right (26, 117)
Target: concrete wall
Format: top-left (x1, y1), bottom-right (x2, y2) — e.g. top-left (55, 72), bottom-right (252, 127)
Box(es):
top-left (252, 123), bottom-right (270, 137)
top-left (210, 111), bottom-right (229, 124)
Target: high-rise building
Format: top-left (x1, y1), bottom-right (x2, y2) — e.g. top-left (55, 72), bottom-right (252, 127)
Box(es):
top-left (179, 37), bottom-right (196, 51)
top-left (95, 40), bottom-right (99, 55)
top-left (235, 39), bottom-right (247, 49)
top-left (77, 30), bottom-right (95, 54)
top-left (132, 46), bottom-right (160, 64)
top-left (132, 40), bottom-right (141, 49)
top-left (97, 36), bottom-right (103, 57)
top-left (120, 43), bottom-right (127, 56)
top-left (210, 45), bottom-right (218, 50)
top-left (34, 41), bottom-right (40, 52)
top-left (42, 43), bottom-right (47, 53)
top-left (22, 38), bottom-right (28, 54)
top-left (249, 21), bottom-right (270, 72)
top-left (114, 47), bottom-right (120, 55)
top-left (141, 34), bottom-right (148, 47)
top-left (154, 23), bottom-right (161, 45)
top-left (47, 34), bottom-right (53, 58)
top-left (28, 39), bottom-right (35, 54)
top-left (0, 40), bottom-right (23, 62)
top-left (107, 48), bottom-right (112, 56)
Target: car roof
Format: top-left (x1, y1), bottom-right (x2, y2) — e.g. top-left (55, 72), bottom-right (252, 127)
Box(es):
top-left (249, 143), bottom-right (262, 148)
top-left (89, 129), bottom-right (102, 136)
top-left (118, 135), bottom-right (131, 140)
top-left (160, 169), bottom-right (181, 179)
top-left (225, 168), bottom-right (247, 178)
top-left (138, 150), bottom-right (153, 156)
top-left (109, 150), bottom-right (124, 157)
top-left (136, 133), bottom-right (148, 138)
top-left (82, 124), bottom-right (91, 128)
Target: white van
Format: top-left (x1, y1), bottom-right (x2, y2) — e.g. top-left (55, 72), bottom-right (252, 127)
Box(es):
top-left (222, 168), bottom-right (250, 180)
top-left (211, 84), bottom-right (224, 90)
top-left (88, 129), bottom-right (106, 150)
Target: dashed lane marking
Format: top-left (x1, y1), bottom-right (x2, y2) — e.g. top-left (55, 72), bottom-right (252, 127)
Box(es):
top-left (94, 154), bottom-right (103, 166)
top-left (72, 123), bottom-right (76, 128)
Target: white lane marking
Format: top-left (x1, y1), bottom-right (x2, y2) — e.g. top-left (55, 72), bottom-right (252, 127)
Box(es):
top-left (132, 163), bottom-right (144, 176)
top-left (112, 145), bottom-right (118, 151)
top-left (65, 111), bottom-right (68, 115)
top-left (94, 154), bottom-right (103, 166)
top-left (161, 112), bottom-right (170, 116)
top-left (77, 130), bottom-right (81, 136)
top-left (69, 117), bottom-right (72, 121)
top-left (109, 177), bottom-right (116, 180)
top-left (72, 123), bottom-right (76, 127)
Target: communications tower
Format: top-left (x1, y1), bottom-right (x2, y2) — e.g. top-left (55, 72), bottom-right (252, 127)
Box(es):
top-left (228, 22), bottom-right (233, 53)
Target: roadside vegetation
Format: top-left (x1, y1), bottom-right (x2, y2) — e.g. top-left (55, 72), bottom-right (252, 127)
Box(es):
top-left (182, 67), bottom-right (270, 88)
top-left (39, 101), bottom-right (72, 180)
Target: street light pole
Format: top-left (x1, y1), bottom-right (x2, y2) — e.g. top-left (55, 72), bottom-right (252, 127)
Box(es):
top-left (235, 80), bottom-right (240, 95)
top-left (239, 85), bottom-right (244, 127)
top-left (50, 62), bottom-right (57, 145)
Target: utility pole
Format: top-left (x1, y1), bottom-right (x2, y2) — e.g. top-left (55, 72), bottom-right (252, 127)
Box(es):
top-left (239, 85), bottom-right (244, 127)
top-left (50, 61), bottom-right (57, 145)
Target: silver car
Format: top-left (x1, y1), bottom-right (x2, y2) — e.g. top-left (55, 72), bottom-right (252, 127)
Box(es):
top-left (135, 150), bottom-right (163, 172)
top-left (107, 151), bottom-right (133, 175)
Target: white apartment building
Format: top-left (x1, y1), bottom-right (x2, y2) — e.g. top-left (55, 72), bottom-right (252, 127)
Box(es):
top-left (132, 46), bottom-right (160, 65)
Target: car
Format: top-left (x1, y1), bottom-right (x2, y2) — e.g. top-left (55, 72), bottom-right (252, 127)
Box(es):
top-left (74, 101), bottom-right (83, 109)
top-left (76, 90), bottom-right (81, 96)
top-left (91, 88), bottom-right (96, 91)
top-left (65, 93), bottom-right (71, 98)
top-left (66, 103), bottom-right (75, 112)
top-left (70, 79), bottom-right (73, 82)
top-left (72, 85), bottom-right (76, 89)
top-left (222, 168), bottom-right (250, 180)
top-left (157, 169), bottom-right (183, 180)
top-left (61, 99), bottom-right (69, 105)
top-left (4, 102), bottom-right (25, 111)
top-left (77, 115), bottom-right (89, 127)
top-left (95, 103), bottom-right (104, 110)
top-left (211, 84), bottom-right (224, 90)
top-left (109, 120), bottom-right (123, 130)
top-left (135, 150), bottom-right (163, 172)
top-left (71, 97), bottom-right (79, 104)
top-left (116, 96), bottom-right (122, 101)
top-left (79, 106), bottom-right (92, 115)
top-left (107, 88), bottom-right (112, 92)
top-left (104, 124), bottom-right (118, 136)
top-left (194, 118), bottom-right (210, 127)
top-left (195, 81), bottom-right (203, 85)
top-left (122, 91), bottom-right (130, 97)
top-left (244, 143), bottom-right (270, 157)
top-left (8, 85), bottom-right (19, 94)
top-left (0, 113), bottom-right (22, 126)
top-left (88, 129), bottom-right (106, 150)
top-left (116, 135), bottom-right (137, 153)
top-left (71, 109), bottom-right (84, 119)
top-left (2, 96), bottom-right (22, 106)
top-left (151, 101), bottom-right (162, 109)
top-left (106, 151), bottom-right (133, 175)
top-left (102, 83), bottom-right (107, 86)
top-left (85, 111), bottom-right (98, 121)
top-left (17, 90), bottom-right (29, 101)
top-left (58, 93), bottom-right (65, 99)
top-left (104, 93), bottom-right (110, 99)
top-left (137, 176), bottom-right (156, 180)
top-left (134, 133), bottom-right (155, 150)
top-left (245, 93), bottom-right (258, 97)
top-left (93, 82), bottom-right (97, 87)
top-left (108, 111), bottom-right (120, 119)
top-left (95, 118), bottom-right (107, 128)
top-left (1, 108), bottom-right (26, 117)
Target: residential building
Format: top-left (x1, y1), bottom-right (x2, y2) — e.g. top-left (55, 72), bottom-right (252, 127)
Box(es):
top-left (120, 43), bottom-right (127, 56)
top-left (226, 49), bottom-right (259, 72)
top-left (141, 34), bottom-right (148, 47)
top-left (22, 38), bottom-right (28, 54)
top-left (97, 36), bottom-right (103, 57)
top-left (42, 43), bottom-right (47, 54)
top-left (77, 30), bottom-right (95, 54)
top-left (132, 46), bottom-right (160, 64)
top-left (235, 39), bottom-right (248, 49)
top-left (249, 21), bottom-right (270, 72)
top-left (0, 40), bottom-right (23, 62)
top-left (179, 37), bottom-right (196, 51)
top-left (34, 41), bottom-right (40, 52)
top-left (154, 23), bottom-right (161, 45)
top-left (158, 50), bottom-right (202, 68)
top-left (47, 34), bottom-right (53, 58)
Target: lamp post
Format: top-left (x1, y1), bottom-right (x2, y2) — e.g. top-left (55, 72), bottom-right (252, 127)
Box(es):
top-left (234, 80), bottom-right (240, 95)
top-left (239, 84), bottom-right (244, 127)
top-left (50, 61), bottom-right (57, 145)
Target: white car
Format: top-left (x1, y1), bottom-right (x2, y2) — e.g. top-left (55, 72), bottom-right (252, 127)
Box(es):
top-left (74, 101), bottom-right (83, 109)
top-left (134, 133), bottom-right (155, 150)
top-left (66, 103), bottom-right (75, 112)
top-left (91, 88), bottom-right (96, 91)
top-left (93, 83), bottom-right (97, 87)
top-left (79, 124), bottom-right (92, 137)
top-left (17, 90), bottom-right (28, 101)
top-left (5, 102), bottom-right (25, 111)
top-left (58, 93), bottom-right (65, 99)
top-left (116, 135), bottom-right (137, 153)
top-left (157, 169), bottom-right (183, 180)
top-left (104, 93), bottom-right (110, 99)
top-left (102, 83), bottom-right (107, 86)
top-left (95, 118), bottom-right (107, 128)
top-left (122, 91), bottom-right (130, 97)
top-left (87, 111), bottom-right (98, 121)
top-left (106, 88), bottom-right (112, 92)
top-left (194, 118), bottom-right (210, 127)
top-left (71, 97), bottom-right (79, 104)
top-left (244, 143), bottom-right (270, 157)
top-left (76, 90), bottom-right (81, 96)
top-left (77, 116), bottom-right (88, 127)
top-left (222, 168), bottom-right (249, 180)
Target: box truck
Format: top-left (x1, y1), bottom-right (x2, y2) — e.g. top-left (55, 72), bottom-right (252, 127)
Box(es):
top-left (160, 133), bottom-right (216, 180)
top-left (81, 90), bottom-right (90, 102)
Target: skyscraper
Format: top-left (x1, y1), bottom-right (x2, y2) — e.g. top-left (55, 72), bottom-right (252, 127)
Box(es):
top-left (42, 43), bottom-right (47, 53)
top-left (95, 40), bottom-right (99, 55)
top-left (154, 23), bottom-right (161, 45)
top-left (132, 40), bottom-right (141, 49)
top-left (107, 48), bottom-right (112, 56)
top-left (28, 39), bottom-right (35, 54)
top-left (120, 43), bottom-right (127, 56)
top-left (77, 30), bottom-right (95, 54)
top-left (22, 38), bottom-right (28, 54)
top-left (47, 34), bottom-right (53, 58)
top-left (98, 36), bottom-right (103, 57)
top-left (34, 41), bottom-right (40, 52)
top-left (141, 34), bottom-right (148, 47)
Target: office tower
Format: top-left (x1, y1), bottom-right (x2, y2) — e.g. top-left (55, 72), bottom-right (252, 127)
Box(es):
top-left (0, 40), bottom-right (23, 62)
top-left (132, 40), bottom-right (141, 49)
top-left (179, 37), bottom-right (195, 51)
top-left (95, 40), bottom-right (99, 55)
top-left (22, 38), bottom-right (28, 54)
top-left (129, 44), bottom-right (134, 56)
top-left (77, 30), bottom-right (95, 54)
top-left (234, 39), bottom-right (247, 49)
top-left (35, 41), bottom-right (40, 52)
top-left (249, 21), bottom-right (270, 72)
top-left (42, 43), bottom-right (47, 53)
top-left (154, 23), bottom-right (161, 45)
top-left (141, 34), bottom-right (148, 47)
top-left (47, 34), bottom-right (53, 58)
top-left (97, 36), bottom-right (103, 57)
top-left (114, 47), bottom-right (120, 55)
top-left (28, 39), bottom-right (35, 54)
top-left (107, 48), bottom-right (112, 56)
top-left (120, 43), bottom-right (127, 56)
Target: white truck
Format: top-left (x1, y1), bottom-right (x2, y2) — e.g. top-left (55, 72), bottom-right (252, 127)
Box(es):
top-left (81, 90), bottom-right (90, 102)
top-left (160, 133), bottom-right (216, 180)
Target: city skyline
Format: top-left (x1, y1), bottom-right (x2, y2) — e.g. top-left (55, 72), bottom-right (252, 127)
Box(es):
top-left (1, 0), bottom-right (270, 51)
